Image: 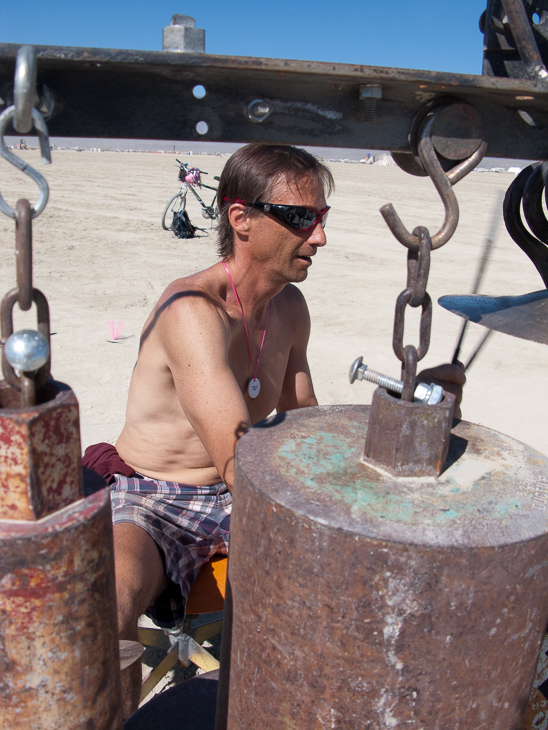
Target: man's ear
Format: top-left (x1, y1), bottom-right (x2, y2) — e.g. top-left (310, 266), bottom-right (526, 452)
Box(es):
top-left (228, 203), bottom-right (251, 236)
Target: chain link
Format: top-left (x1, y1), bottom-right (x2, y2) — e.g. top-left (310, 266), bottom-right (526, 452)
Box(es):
top-left (401, 345), bottom-right (418, 402)
top-left (392, 227), bottom-right (433, 400)
top-left (0, 46), bottom-right (52, 407)
top-left (15, 199), bottom-right (33, 311)
top-left (382, 100), bottom-right (487, 400)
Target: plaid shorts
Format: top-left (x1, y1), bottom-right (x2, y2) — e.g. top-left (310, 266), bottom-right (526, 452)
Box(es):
top-left (111, 473), bottom-right (231, 628)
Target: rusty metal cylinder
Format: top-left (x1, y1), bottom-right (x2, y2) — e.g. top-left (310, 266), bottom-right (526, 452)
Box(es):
top-left (0, 380), bottom-right (122, 729)
top-left (218, 405), bottom-right (548, 729)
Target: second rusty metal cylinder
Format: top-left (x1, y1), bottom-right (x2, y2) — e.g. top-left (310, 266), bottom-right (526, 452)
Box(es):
top-left (219, 405), bottom-right (548, 730)
top-left (0, 380), bottom-right (122, 729)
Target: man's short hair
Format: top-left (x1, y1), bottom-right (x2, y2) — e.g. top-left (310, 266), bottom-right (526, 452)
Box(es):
top-left (216, 143), bottom-right (335, 258)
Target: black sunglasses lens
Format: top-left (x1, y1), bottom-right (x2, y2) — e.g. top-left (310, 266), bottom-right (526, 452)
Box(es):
top-left (280, 206), bottom-right (316, 229)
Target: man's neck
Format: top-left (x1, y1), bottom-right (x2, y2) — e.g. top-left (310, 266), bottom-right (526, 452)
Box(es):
top-left (221, 257), bottom-right (286, 325)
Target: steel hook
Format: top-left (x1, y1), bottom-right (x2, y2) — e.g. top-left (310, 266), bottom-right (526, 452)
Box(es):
top-left (380, 111), bottom-right (486, 251)
top-left (0, 105), bottom-right (51, 220)
top-left (14, 45), bottom-right (37, 134)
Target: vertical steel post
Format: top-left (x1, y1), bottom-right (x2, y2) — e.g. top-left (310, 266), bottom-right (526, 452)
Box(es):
top-left (218, 405), bottom-right (548, 729)
top-left (0, 381), bottom-right (123, 729)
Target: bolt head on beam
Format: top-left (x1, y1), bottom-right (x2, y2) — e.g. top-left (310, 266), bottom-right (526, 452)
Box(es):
top-left (359, 84), bottom-right (382, 99)
top-left (170, 14), bottom-right (196, 27)
top-left (163, 16), bottom-right (205, 53)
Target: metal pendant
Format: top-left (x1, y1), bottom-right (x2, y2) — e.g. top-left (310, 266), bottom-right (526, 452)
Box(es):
top-left (248, 377), bottom-right (260, 398)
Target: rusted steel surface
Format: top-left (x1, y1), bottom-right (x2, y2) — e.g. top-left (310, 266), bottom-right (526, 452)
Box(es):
top-left (219, 405), bottom-right (548, 730)
top-left (0, 377), bottom-right (121, 728)
top-left (0, 381), bottom-right (83, 520)
top-left (524, 632), bottom-right (548, 728)
top-left (0, 486), bottom-right (123, 729)
top-left (1, 43), bottom-right (548, 158)
top-left (363, 387), bottom-right (455, 476)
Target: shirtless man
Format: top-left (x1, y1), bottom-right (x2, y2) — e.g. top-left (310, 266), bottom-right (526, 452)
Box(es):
top-left (104, 143), bottom-right (465, 716)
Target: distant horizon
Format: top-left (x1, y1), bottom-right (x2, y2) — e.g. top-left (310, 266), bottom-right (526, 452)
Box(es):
top-left (5, 136), bottom-right (535, 170)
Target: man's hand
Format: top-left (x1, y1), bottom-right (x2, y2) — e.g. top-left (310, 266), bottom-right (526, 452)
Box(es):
top-left (416, 362), bottom-right (466, 418)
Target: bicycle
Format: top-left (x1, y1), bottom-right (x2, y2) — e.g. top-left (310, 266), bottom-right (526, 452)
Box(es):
top-left (161, 159), bottom-right (219, 237)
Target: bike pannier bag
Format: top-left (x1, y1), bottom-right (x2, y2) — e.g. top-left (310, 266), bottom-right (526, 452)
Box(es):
top-left (172, 209), bottom-right (197, 239)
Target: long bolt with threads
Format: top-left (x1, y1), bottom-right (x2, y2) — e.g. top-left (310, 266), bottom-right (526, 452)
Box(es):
top-left (349, 356), bottom-right (443, 405)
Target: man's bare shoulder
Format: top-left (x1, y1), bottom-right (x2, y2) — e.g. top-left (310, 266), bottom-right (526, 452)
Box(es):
top-left (139, 264), bottom-right (228, 349)
top-left (161, 265), bottom-right (221, 303)
top-left (275, 284), bottom-right (311, 321)
top-left (275, 283), bottom-right (307, 307)
top-left (156, 265), bottom-right (226, 318)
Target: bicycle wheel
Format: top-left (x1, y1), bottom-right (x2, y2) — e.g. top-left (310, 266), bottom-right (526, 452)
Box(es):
top-left (161, 191), bottom-right (186, 230)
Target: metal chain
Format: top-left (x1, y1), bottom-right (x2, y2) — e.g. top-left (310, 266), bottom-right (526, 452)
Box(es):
top-left (383, 101), bottom-right (487, 400)
top-left (0, 46), bottom-right (52, 407)
top-left (392, 227), bottom-right (433, 400)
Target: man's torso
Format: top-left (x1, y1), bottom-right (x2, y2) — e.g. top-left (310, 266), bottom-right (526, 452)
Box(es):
top-left (116, 264), bottom-right (303, 485)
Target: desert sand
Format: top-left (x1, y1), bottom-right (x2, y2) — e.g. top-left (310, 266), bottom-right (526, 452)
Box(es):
top-left (0, 148), bottom-right (547, 459)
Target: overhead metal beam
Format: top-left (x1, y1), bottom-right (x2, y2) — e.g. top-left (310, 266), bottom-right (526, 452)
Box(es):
top-left (0, 43), bottom-right (547, 159)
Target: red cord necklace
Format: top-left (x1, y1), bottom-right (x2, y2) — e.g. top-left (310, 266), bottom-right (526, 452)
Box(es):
top-left (223, 261), bottom-right (270, 399)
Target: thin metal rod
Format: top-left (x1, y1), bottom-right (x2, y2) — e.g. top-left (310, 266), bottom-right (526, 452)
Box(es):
top-left (451, 320), bottom-right (469, 364)
top-left (451, 193), bottom-right (502, 364)
top-left (452, 236), bottom-right (496, 363)
top-left (464, 330), bottom-right (493, 371)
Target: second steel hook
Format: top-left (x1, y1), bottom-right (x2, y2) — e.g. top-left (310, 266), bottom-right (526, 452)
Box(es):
top-left (380, 110), bottom-right (487, 251)
top-left (0, 105), bottom-right (51, 219)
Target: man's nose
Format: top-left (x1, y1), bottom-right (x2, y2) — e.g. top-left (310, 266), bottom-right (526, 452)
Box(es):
top-left (308, 221), bottom-right (327, 246)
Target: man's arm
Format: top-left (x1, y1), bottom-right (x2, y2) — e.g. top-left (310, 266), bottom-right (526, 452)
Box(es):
top-left (161, 293), bottom-right (250, 491)
top-left (276, 286), bottom-right (318, 413)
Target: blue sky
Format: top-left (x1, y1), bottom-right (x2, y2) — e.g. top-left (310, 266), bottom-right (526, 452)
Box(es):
top-left (1, 1), bottom-right (487, 75)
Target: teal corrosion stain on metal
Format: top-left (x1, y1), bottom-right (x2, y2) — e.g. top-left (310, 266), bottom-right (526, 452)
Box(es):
top-left (495, 501), bottom-right (523, 516)
top-left (277, 433), bottom-right (418, 523)
top-left (275, 428), bottom-right (528, 527)
top-left (438, 509), bottom-right (458, 520)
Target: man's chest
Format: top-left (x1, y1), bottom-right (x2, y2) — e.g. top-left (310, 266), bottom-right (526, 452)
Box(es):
top-left (227, 325), bottom-right (292, 420)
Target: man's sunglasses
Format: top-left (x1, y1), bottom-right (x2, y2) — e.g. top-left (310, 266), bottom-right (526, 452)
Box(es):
top-left (224, 198), bottom-right (330, 231)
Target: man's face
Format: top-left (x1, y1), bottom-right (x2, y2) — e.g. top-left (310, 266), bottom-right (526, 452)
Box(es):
top-left (247, 174), bottom-right (328, 283)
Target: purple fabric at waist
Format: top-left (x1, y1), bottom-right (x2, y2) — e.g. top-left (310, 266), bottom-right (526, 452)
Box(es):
top-left (83, 442), bottom-right (136, 484)
top-left (113, 472), bottom-right (227, 497)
